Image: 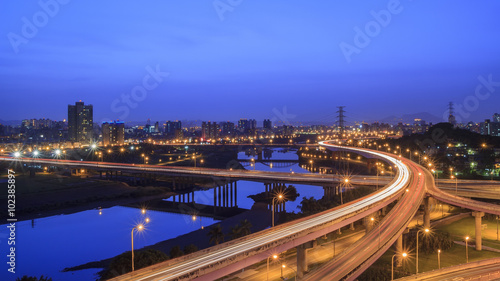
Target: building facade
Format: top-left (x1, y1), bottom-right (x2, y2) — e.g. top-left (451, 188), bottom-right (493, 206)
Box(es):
top-left (68, 101), bottom-right (93, 143)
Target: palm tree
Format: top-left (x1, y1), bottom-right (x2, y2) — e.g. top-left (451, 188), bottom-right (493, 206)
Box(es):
top-left (228, 224), bottom-right (242, 240)
top-left (207, 224), bottom-right (225, 245)
top-left (239, 219), bottom-right (252, 237)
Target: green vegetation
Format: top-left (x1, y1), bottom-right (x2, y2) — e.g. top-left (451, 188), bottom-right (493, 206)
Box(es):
top-left (169, 245), bottom-right (184, 258)
top-left (207, 224), bottom-right (225, 245)
top-left (183, 244), bottom-right (199, 255)
top-left (98, 249), bottom-right (169, 280)
top-left (405, 230), bottom-right (454, 255)
top-left (227, 219), bottom-right (253, 240)
top-left (437, 216), bottom-right (500, 250)
top-left (247, 184), bottom-right (300, 204)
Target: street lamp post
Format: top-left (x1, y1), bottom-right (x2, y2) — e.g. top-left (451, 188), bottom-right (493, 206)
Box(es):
top-left (416, 228), bottom-right (429, 274)
top-left (131, 224), bottom-right (144, 272)
top-left (392, 252), bottom-right (407, 280)
top-left (272, 194), bottom-right (283, 227)
top-left (281, 263), bottom-right (296, 280)
top-left (266, 254), bottom-right (278, 281)
top-left (497, 216), bottom-right (499, 241)
top-left (465, 236), bottom-right (469, 263)
top-left (371, 217), bottom-right (381, 248)
top-left (438, 249), bottom-right (441, 269)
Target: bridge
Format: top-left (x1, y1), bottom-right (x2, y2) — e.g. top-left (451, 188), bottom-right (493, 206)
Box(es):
top-left (2, 144), bottom-right (499, 280)
top-left (302, 142), bottom-right (500, 280)
top-left (104, 142), bottom-right (415, 280)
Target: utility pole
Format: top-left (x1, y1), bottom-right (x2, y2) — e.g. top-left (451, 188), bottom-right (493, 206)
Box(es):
top-left (448, 102), bottom-right (456, 125)
top-left (336, 106), bottom-right (347, 172)
top-left (336, 106), bottom-right (346, 136)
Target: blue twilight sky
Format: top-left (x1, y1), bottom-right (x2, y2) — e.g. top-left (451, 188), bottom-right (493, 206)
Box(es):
top-left (1, 0), bottom-right (500, 124)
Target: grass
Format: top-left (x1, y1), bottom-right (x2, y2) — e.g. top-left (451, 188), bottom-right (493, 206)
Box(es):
top-left (374, 243), bottom-right (500, 278)
top-left (438, 216), bottom-right (500, 250)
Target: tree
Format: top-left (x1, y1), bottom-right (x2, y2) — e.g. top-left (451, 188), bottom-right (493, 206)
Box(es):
top-left (169, 245), bottom-right (184, 258)
top-left (239, 219), bottom-right (252, 236)
top-left (16, 276), bottom-right (52, 281)
top-left (207, 224), bottom-right (225, 245)
top-left (228, 224), bottom-right (242, 240)
top-left (183, 244), bottom-right (198, 255)
top-left (98, 249), bottom-right (169, 280)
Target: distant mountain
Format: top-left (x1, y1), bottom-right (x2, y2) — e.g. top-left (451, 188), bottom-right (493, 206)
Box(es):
top-left (378, 112), bottom-right (443, 125)
top-left (0, 119), bottom-right (21, 126)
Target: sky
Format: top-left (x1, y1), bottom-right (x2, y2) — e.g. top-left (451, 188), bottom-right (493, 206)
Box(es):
top-left (1, 0), bottom-right (500, 125)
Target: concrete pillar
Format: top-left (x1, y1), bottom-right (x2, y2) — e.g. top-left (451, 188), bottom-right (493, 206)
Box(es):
top-left (234, 181), bottom-right (238, 207)
top-left (218, 186), bottom-right (221, 207)
top-left (423, 196), bottom-right (431, 229)
top-left (350, 222), bottom-right (355, 231)
top-left (297, 241), bottom-right (315, 278)
top-left (214, 188), bottom-right (217, 213)
top-left (297, 245), bottom-right (307, 279)
top-left (230, 183), bottom-right (234, 207)
top-left (473, 211), bottom-right (485, 251)
top-left (396, 234), bottom-right (403, 267)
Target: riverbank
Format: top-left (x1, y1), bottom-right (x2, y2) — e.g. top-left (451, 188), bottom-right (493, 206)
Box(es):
top-left (0, 172), bottom-right (175, 221)
top-left (64, 203), bottom-right (272, 273)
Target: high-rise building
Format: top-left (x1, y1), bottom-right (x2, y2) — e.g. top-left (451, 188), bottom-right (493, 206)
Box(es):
top-left (102, 121), bottom-right (125, 146)
top-left (202, 121), bottom-right (220, 139)
top-left (263, 119), bottom-right (272, 130)
top-left (68, 101), bottom-right (93, 143)
top-left (238, 119), bottom-right (248, 133)
top-left (480, 119), bottom-right (500, 136)
top-left (165, 121), bottom-right (182, 136)
top-left (493, 113), bottom-right (500, 123)
top-left (220, 121), bottom-right (235, 136)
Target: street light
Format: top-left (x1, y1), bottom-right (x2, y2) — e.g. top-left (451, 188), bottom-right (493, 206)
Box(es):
top-left (392, 252), bottom-right (407, 280)
top-left (131, 224), bottom-right (144, 271)
top-left (272, 194), bottom-right (284, 227)
top-left (416, 228), bottom-right (430, 273)
top-left (371, 217), bottom-right (381, 248)
top-left (267, 254), bottom-right (278, 281)
top-left (281, 263), bottom-right (297, 280)
top-left (438, 249), bottom-right (441, 269)
top-left (192, 215), bottom-right (203, 229)
top-left (465, 236), bottom-right (470, 263)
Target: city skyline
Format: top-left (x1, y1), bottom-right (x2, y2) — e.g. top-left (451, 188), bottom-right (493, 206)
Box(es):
top-left (2, 1), bottom-right (500, 122)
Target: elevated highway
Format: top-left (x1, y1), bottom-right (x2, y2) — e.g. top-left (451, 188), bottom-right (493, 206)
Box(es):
top-left (303, 142), bottom-right (428, 280)
top-left (106, 143), bottom-right (413, 280)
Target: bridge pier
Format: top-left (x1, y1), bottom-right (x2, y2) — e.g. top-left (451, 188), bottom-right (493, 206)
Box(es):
top-left (366, 158), bottom-right (378, 173)
top-left (423, 196), bottom-right (430, 229)
top-left (233, 181), bottom-right (237, 207)
top-left (396, 234), bottom-right (403, 267)
top-left (297, 240), bottom-right (316, 279)
top-left (473, 211), bottom-right (485, 251)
